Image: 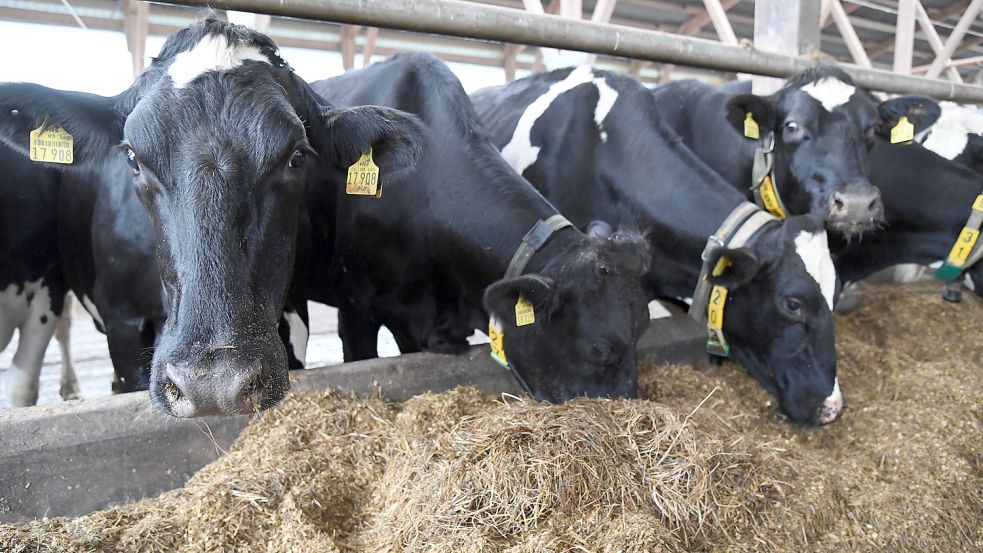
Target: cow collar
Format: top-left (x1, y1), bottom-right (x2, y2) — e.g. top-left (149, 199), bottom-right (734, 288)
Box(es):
top-left (688, 202), bottom-right (778, 358)
top-left (935, 194), bottom-right (983, 294)
top-left (751, 132), bottom-right (789, 219)
top-left (489, 214), bottom-right (574, 396)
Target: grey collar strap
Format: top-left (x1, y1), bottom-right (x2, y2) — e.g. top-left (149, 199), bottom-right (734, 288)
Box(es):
top-left (751, 132), bottom-right (789, 219)
top-left (689, 202), bottom-right (777, 322)
top-left (504, 214), bottom-right (574, 279)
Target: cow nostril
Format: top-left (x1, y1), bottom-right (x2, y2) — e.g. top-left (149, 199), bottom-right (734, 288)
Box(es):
top-left (833, 198), bottom-right (845, 211)
top-left (868, 199), bottom-right (880, 213)
top-left (239, 375), bottom-right (264, 408)
top-left (164, 377), bottom-right (182, 403)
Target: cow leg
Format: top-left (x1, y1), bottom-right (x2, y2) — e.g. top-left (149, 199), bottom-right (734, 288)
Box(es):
top-left (0, 311), bottom-right (15, 353)
top-left (278, 302), bottom-right (310, 370)
top-left (6, 307), bottom-right (58, 408)
top-left (338, 303), bottom-right (381, 362)
top-left (56, 294), bottom-right (81, 401)
top-left (104, 317), bottom-right (154, 393)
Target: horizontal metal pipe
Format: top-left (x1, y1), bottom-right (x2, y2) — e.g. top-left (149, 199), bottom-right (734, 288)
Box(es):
top-left (158, 0), bottom-right (983, 102)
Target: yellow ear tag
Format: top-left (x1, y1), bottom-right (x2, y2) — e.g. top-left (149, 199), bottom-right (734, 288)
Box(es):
top-left (29, 125), bottom-right (74, 164)
top-left (515, 295), bottom-right (535, 327)
top-left (946, 227), bottom-right (981, 267)
top-left (890, 116), bottom-right (914, 144)
top-left (712, 255), bottom-right (732, 277)
top-left (346, 148), bottom-right (380, 196)
top-left (489, 318), bottom-right (507, 367)
top-left (743, 112), bottom-right (760, 140)
top-left (973, 194), bottom-right (983, 212)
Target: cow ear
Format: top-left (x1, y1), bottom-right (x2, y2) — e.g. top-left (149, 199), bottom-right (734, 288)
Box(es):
top-left (877, 95), bottom-right (941, 136)
top-left (604, 229), bottom-right (652, 276)
top-left (705, 247), bottom-right (759, 289)
top-left (724, 94), bottom-right (777, 139)
top-left (483, 275), bottom-right (559, 327)
top-left (0, 83), bottom-right (128, 169)
top-left (314, 105), bottom-right (427, 184)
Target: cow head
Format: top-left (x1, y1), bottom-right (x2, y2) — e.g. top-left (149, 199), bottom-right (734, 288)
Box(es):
top-left (702, 214), bottom-right (842, 425)
top-left (0, 19), bottom-right (425, 417)
top-left (726, 67), bottom-right (935, 239)
top-left (895, 100), bottom-right (981, 171)
top-left (483, 229), bottom-right (651, 402)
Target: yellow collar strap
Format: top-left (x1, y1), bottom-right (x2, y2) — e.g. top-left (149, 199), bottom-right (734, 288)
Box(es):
top-left (935, 194), bottom-right (983, 283)
top-left (750, 132), bottom-right (788, 219)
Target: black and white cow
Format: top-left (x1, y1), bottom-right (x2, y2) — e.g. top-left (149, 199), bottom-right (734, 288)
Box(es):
top-left (472, 66), bottom-right (843, 425)
top-left (914, 100), bottom-right (983, 174)
top-left (0, 19), bottom-right (426, 417)
top-left (834, 99), bottom-right (983, 297)
top-left (310, 53), bottom-right (652, 403)
top-left (650, 67), bottom-right (929, 237)
top-left (0, 146), bottom-right (77, 407)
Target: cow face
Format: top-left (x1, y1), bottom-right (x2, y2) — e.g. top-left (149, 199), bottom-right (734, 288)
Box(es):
top-left (483, 230), bottom-right (651, 402)
top-left (897, 100), bottom-right (982, 172)
top-left (703, 215), bottom-right (842, 425)
top-left (0, 19), bottom-right (424, 417)
top-left (724, 68), bottom-right (935, 239)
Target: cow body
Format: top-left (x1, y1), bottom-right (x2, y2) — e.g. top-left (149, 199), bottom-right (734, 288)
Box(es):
top-left (310, 53), bottom-right (652, 403)
top-left (0, 147), bottom-right (70, 406)
top-left (473, 67), bottom-right (843, 424)
top-left (649, 69), bottom-right (925, 237)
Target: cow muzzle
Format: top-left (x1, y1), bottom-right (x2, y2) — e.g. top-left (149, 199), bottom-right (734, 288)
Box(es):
top-left (814, 378), bottom-right (844, 425)
top-left (155, 353), bottom-right (283, 417)
top-left (825, 182), bottom-right (884, 237)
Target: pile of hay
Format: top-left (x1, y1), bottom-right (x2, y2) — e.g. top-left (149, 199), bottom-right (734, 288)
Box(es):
top-left (2, 282), bottom-right (981, 552)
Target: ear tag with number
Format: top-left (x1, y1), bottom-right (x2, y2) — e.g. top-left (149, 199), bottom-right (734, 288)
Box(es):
top-left (743, 113), bottom-right (760, 140)
top-left (346, 148), bottom-right (380, 196)
top-left (706, 285), bottom-right (730, 357)
top-left (890, 116), bottom-right (915, 144)
top-left (489, 317), bottom-right (507, 367)
top-left (758, 175), bottom-right (787, 219)
top-left (935, 194), bottom-right (983, 281)
top-left (29, 125), bottom-right (74, 164)
top-left (515, 295), bottom-right (535, 326)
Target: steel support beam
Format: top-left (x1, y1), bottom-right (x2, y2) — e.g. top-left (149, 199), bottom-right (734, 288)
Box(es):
top-left (830, 0), bottom-right (872, 68)
top-left (753, 0), bottom-right (821, 94)
top-left (915, 0), bottom-right (964, 82)
top-left (123, 0), bottom-right (149, 78)
top-left (925, 0), bottom-right (983, 79)
top-left (146, 0), bottom-right (983, 102)
top-left (703, 0), bottom-right (738, 45)
top-left (340, 24), bottom-right (358, 71)
top-left (362, 26), bottom-right (379, 68)
top-left (894, 0), bottom-right (916, 74)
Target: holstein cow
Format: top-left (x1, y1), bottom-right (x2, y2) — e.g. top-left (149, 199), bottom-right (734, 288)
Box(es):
top-left (650, 67), bottom-right (931, 237)
top-left (0, 18), bottom-right (426, 416)
top-left (834, 99), bottom-right (983, 301)
top-left (0, 146), bottom-right (79, 406)
top-left (310, 53), bottom-right (653, 403)
top-left (472, 66), bottom-right (843, 425)
top-left (914, 100), bottom-right (983, 174)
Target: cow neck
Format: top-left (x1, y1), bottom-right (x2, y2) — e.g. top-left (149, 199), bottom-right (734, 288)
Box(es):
top-left (749, 132), bottom-right (789, 219)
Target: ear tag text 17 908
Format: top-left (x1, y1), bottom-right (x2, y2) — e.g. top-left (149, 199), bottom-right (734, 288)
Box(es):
top-left (890, 116), bottom-right (914, 144)
top-left (29, 125), bottom-right (74, 164)
top-left (346, 148), bottom-right (380, 196)
top-left (743, 112), bottom-right (760, 140)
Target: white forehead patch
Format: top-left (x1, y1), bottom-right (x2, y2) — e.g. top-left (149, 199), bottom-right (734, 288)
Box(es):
top-left (800, 78), bottom-right (856, 112)
top-left (168, 34), bottom-right (271, 89)
top-left (501, 65), bottom-right (619, 175)
top-left (919, 101), bottom-right (983, 160)
top-left (794, 230), bottom-right (837, 310)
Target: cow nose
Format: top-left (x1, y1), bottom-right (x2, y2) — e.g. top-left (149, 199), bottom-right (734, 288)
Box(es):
top-left (162, 360), bottom-right (265, 417)
top-left (814, 378), bottom-right (843, 425)
top-left (826, 184), bottom-right (883, 234)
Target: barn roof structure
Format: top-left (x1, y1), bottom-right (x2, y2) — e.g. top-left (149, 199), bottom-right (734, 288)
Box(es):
top-left (2, 0), bottom-right (983, 86)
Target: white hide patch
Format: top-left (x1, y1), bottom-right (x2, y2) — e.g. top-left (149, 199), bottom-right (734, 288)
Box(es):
top-left (500, 65), bottom-right (619, 175)
top-left (793, 230), bottom-right (837, 310)
top-left (800, 78), bottom-right (856, 112)
top-left (918, 101), bottom-right (983, 160)
top-left (285, 310), bottom-right (308, 367)
top-left (647, 300), bottom-right (672, 320)
top-left (168, 33), bottom-right (271, 89)
top-left (81, 295), bottom-right (105, 330)
top-left (817, 378), bottom-right (843, 425)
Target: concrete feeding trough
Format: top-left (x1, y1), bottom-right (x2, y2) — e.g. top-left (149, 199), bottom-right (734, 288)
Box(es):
top-left (0, 316), bottom-right (704, 524)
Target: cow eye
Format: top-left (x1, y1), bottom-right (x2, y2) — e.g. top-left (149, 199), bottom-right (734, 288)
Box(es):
top-left (784, 121), bottom-right (800, 133)
top-left (288, 150), bottom-right (306, 169)
top-left (126, 148), bottom-right (140, 175)
top-left (590, 342), bottom-right (618, 365)
top-left (783, 298), bottom-right (802, 314)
